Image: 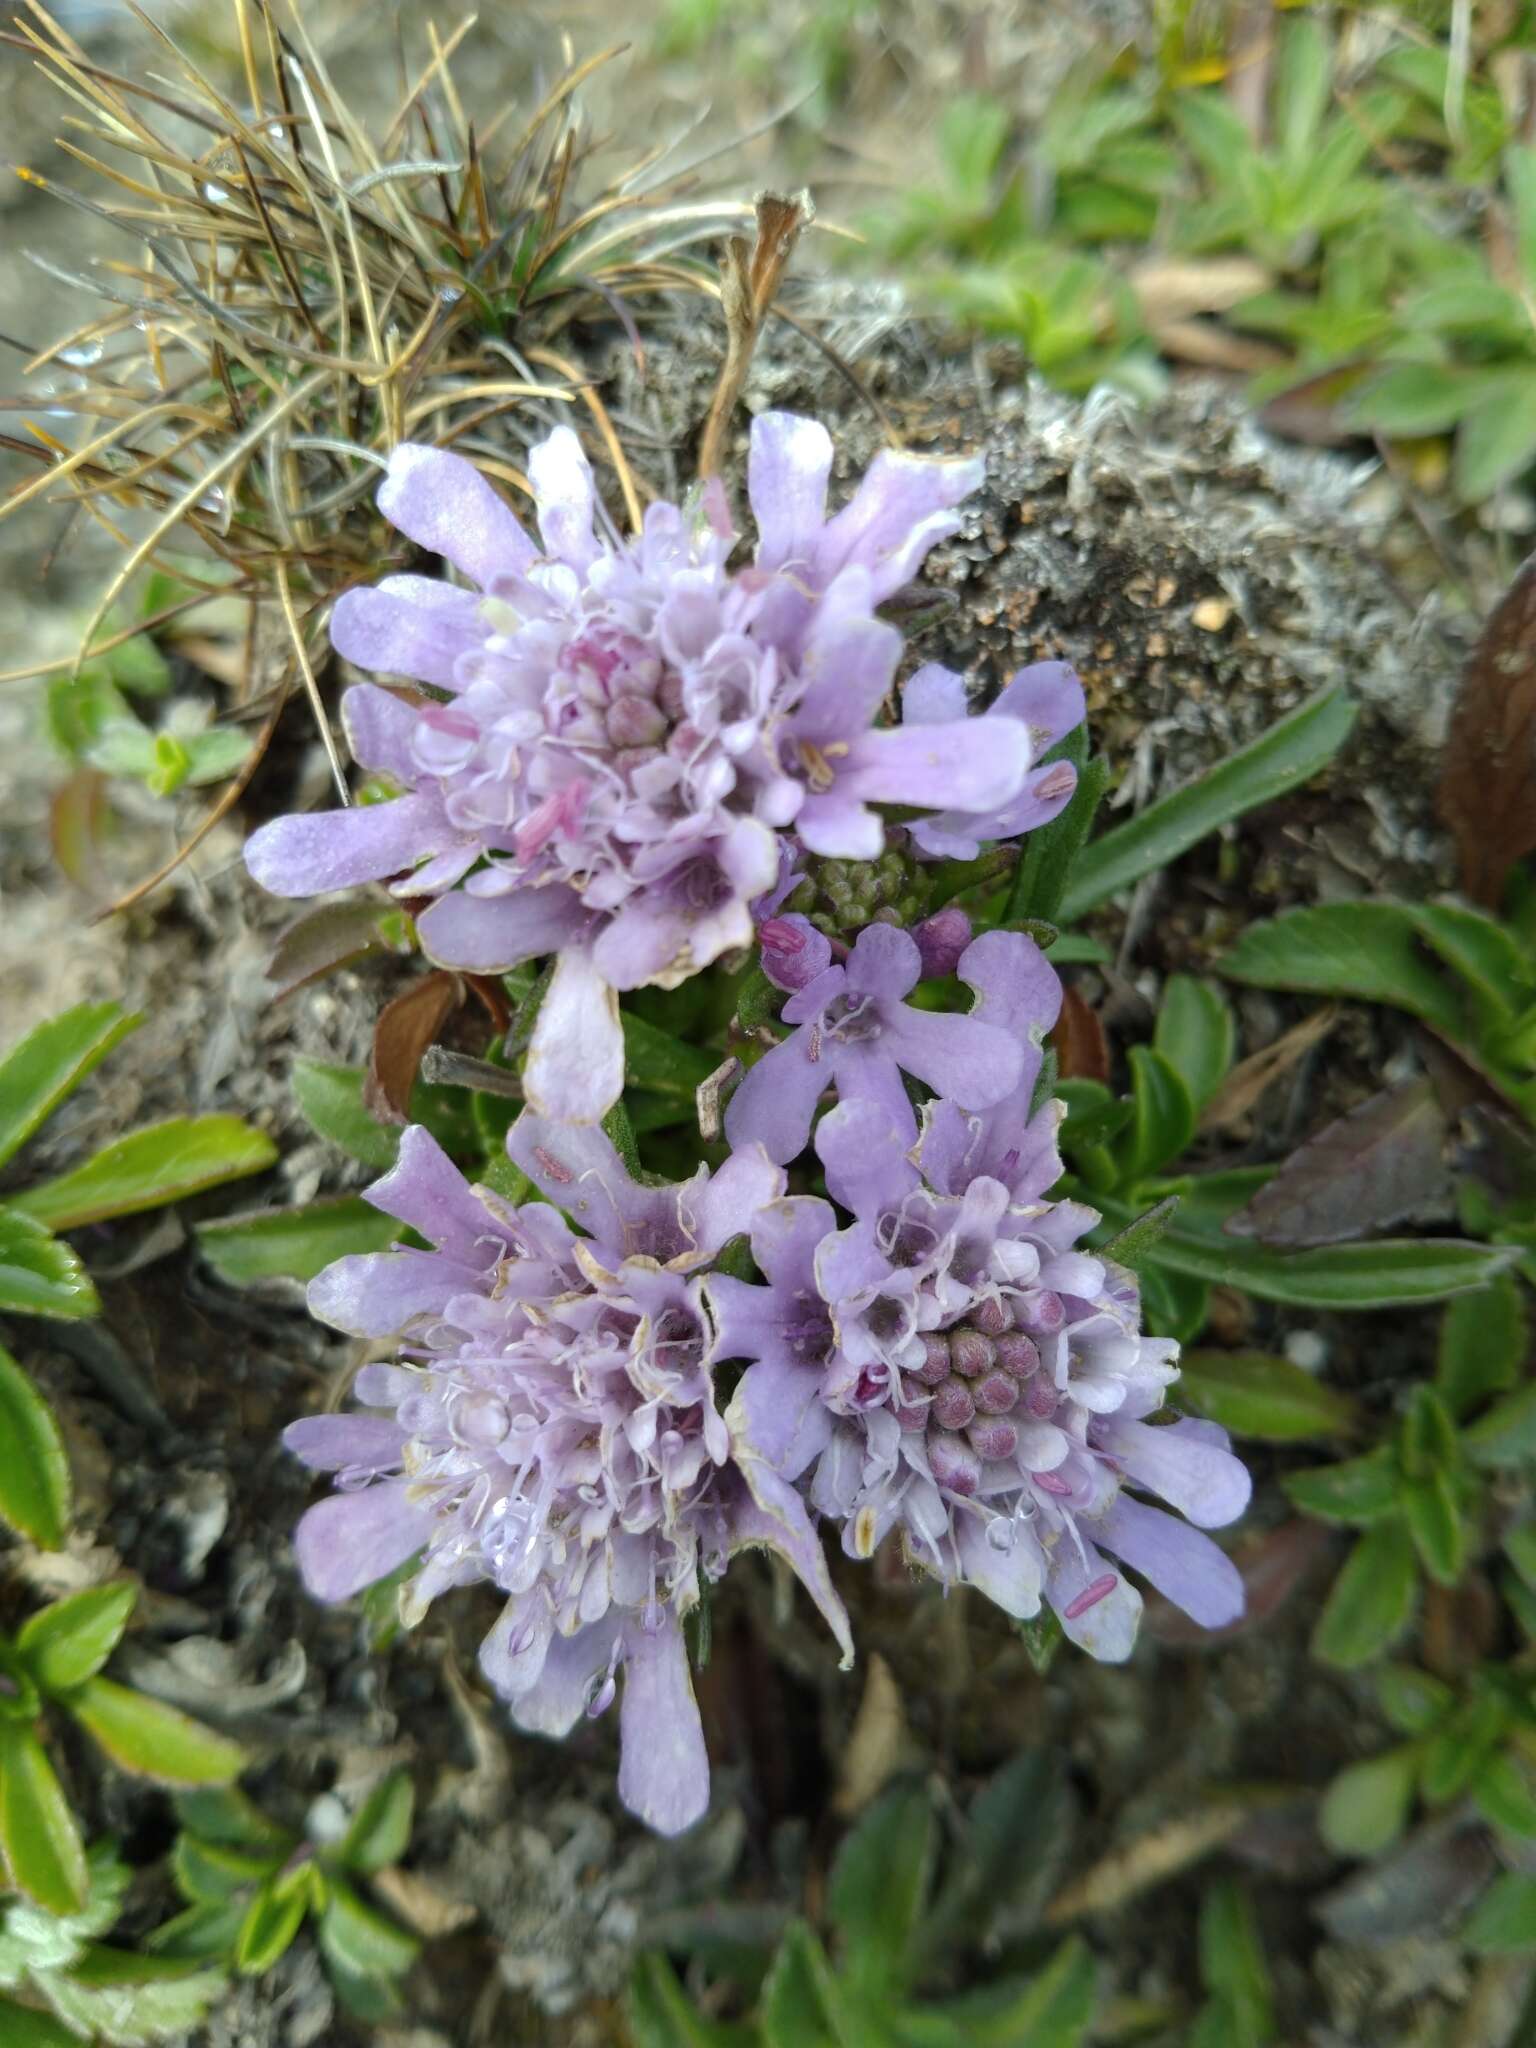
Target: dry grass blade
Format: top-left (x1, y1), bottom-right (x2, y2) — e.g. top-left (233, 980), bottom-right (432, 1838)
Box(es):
top-left (698, 190), bottom-right (814, 479)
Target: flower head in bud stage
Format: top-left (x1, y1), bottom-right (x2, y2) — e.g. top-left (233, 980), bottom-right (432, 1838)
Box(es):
top-left (246, 416), bottom-right (1047, 1123)
top-left (710, 931), bottom-right (1251, 1658)
top-left (283, 1120), bottom-right (849, 1836)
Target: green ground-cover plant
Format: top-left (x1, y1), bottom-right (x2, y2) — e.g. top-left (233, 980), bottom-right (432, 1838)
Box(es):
top-left (0, 1584), bottom-right (245, 1917)
top-left (0, 1845), bottom-right (226, 2048)
top-left (154, 1779), bottom-right (421, 2024)
top-left (629, 1765), bottom-right (1095, 2048)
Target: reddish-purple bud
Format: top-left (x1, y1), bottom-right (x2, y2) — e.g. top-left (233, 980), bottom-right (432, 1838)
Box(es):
top-left (971, 1295), bottom-right (1013, 1338)
top-left (1024, 1372), bottom-right (1060, 1419)
top-left (994, 1331), bottom-right (1040, 1378)
top-left (1018, 1291), bottom-right (1064, 1336)
top-left (912, 907), bottom-right (973, 980)
top-left (929, 1435), bottom-right (981, 1496)
top-left (950, 1329), bottom-right (996, 1380)
top-left (914, 1333), bottom-right (952, 1385)
top-left (604, 694), bottom-right (667, 748)
top-left (968, 1416), bottom-right (1019, 1462)
top-left (895, 1380), bottom-right (930, 1431)
top-left (759, 913), bottom-right (832, 993)
top-left (974, 1371), bottom-right (1020, 1416)
top-left (930, 1378), bottom-right (976, 1430)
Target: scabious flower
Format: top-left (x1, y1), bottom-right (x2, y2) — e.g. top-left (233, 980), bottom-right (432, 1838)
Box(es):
top-left (724, 922), bottom-right (1026, 1166)
top-left (246, 417), bottom-right (1048, 1122)
top-left (904, 661), bottom-right (1087, 862)
top-left (711, 929), bottom-right (1250, 1658)
top-left (283, 1119), bottom-right (850, 1835)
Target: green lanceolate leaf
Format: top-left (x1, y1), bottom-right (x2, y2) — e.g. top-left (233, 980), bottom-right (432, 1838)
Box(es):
top-left (1197, 1882), bottom-right (1273, 2041)
top-left (1465, 1873), bottom-right (1536, 1952)
top-left (760, 1920), bottom-right (843, 2048)
top-left (1319, 1745), bottom-right (1420, 1856)
top-left (1099, 1196), bottom-right (1181, 1275)
top-left (11, 1116), bottom-right (277, 1232)
top-left (1172, 1351), bottom-right (1359, 1441)
top-left (0, 1344), bottom-right (71, 1546)
top-left (826, 1781), bottom-right (935, 2008)
top-left (1437, 1271), bottom-right (1528, 1420)
top-left (234, 1878), bottom-right (306, 1976)
top-left (621, 1012), bottom-right (719, 1102)
top-left (1284, 1448), bottom-right (1400, 1525)
top-left (931, 1937), bottom-right (1097, 2048)
top-left (1471, 1752), bottom-right (1536, 1836)
top-left (1008, 736), bottom-right (1104, 927)
top-left (1060, 689), bottom-right (1356, 921)
top-left (1405, 901), bottom-right (1533, 1023)
top-left (1222, 902), bottom-right (1468, 1043)
top-left (0, 1003), bottom-right (140, 1171)
top-left (1154, 975), bottom-right (1235, 1111)
top-left (0, 1720), bottom-right (89, 1915)
top-left (1311, 1519), bottom-right (1418, 1668)
top-left (1375, 1664), bottom-right (1454, 1737)
top-left (172, 1787), bottom-right (291, 1852)
top-left (147, 1897), bottom-right (248, 1963)
top-left (0, 1210), bottom-right (99, 1320)
top-left (290, 1060), bottom-right (401, 1169)
top-left (172, 1831), bottom-right (279, 1906)
top-left (337, 1771), bottom-right (414, 1875)
top-left (1094, 1194), bottom-right (1515, 1308)
top-left (1117, 1047), bottom-right (1196, 1180)
top-left (0, 2000), bottom-right (78, 2048)
top-left (65, 1679), bottom-right (246, 1785)
top-left (628, 1952), bottom-right (753, 2048)
top-left (1463, 1381), bottom-right (1536, 1468)
top-left (194, 1197), bottom-right (398, 1288)
top-left (317, 1877), bottom-right (419, 1981)
top-left (42, 1944), bottom-right (228, 2042)
top-left (15, 1584), bottom-right (137, 1694)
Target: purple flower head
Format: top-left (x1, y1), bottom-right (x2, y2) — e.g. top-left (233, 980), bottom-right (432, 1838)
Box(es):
top-left (284, 1121), bottom-right (850, 1836)
top-left (246, 418), bottom-right (1043, 1123)
top-left (724, 923), bottom-right (1025, 1166)
top-left (710, 931), bottom-right (1250, 1660)
top-left (904, 661), bottom-right (1087, 862)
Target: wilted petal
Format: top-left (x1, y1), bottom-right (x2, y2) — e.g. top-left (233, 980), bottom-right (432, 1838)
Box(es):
top-left (293, 1481), bottom-right (433, 1603)
top-left (506, 1614), bottom-right (623, 1737)
top-left (331, 577), bottom-right (484, 689)
top-left (749, 411), bottom-right (832, 570)
top-left (1046, 1539), bottom-right (1142, 1662)
top-left (246, 794), bottom-right (458, 896)
top-left (728, 1452), bottom-right (852, 1663)
top-left (418, 884), bottom-right (586, 972)
top-left (522, 946), bottom-right (625, 1123)
top-left (529, 425), bottom-right (600, 572)
top-left (379, 443), bottom-right (537, 586)
top-left (956, 1515), bottom-right (1044, 1619)
top-left (617, 1614), bottom-right (709, 1835)
top-left (1095, 1496), bottom-right (1244, 1629)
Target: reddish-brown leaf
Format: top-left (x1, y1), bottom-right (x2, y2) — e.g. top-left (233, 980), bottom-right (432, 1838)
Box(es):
top-left (1050, 985), bottom-right (1110, 1083)
top-left (1225, 1077), bottom-right (1450, 1249)
top-left (266, 902), bottom-right (392, 1002)
top-left (364, 971), bottom-right (463, 1125)
top-left (1439, 550), bottom-right (1536, 905)
top-left (50, 768), bottom-right (112, 894)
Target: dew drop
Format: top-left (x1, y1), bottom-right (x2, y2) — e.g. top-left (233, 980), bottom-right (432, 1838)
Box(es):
top-left (59, 338), bottom-right (103, 368)
top-left (201, 179), bottom-right (230, 206)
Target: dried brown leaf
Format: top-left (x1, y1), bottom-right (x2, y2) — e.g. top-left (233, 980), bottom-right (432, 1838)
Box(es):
top-left (1044, 1799), bottom-right (1252, 1925)
top-left (1440, 550), bottom-right (1536, 905)
top-left (697, 190), bottom-right (813, 480)
top-left (1050, 985), bottom-right (1110, 1083)
top-left (364, 970), bottom-right (463, 1125)
top-left (1226, 1077), bottom-right (1450, 1249)
top-left (1199, 1005), bottom-right (1337, 1132)
top-left (833, 1653), bottom-right (908, 1818)
top-left (266, 900), bottom-right (391, 1002)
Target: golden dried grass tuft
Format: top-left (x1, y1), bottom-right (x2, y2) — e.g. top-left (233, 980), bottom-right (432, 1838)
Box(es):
top-left (0, 0), bottom-right (751, 896)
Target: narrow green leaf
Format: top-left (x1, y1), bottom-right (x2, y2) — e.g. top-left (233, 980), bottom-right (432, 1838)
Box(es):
top-left (931, 1938), bottom-right (1097, 2048)
top-left (172, 1787), bottom-right (292, 1852)
top-left (290, 1060), bottom-right (400, 1168)
top-left (1223, 902), bottom-right (1468, 1042)
top-left (317, 1876), bottom-right (419, 1982)
top-left (0, 1721), bottom-right (89, 1915)
top-left (1172, 1350), bottom-right (1359, 1441)
top-left (12, 1116), bottom-right (277, 1232)
top-left (1007, 735), bottom-right (1104, 927)
top-left (826, 1782), bottom-right (934, 2007)
top-left (1311, 1520), bottom-right (1418, 1668)
top-left (1464, 1381), bottom-right (1536, 1467)
top-left (1375, 1664), bottom-right (1453, 1737)
top-left (1117, 1047), bottom-right (1196, 1180)
top-left (1198, 1882), bottom-right (1273, 2040)
top-left (66, 1678), bottom-right (246, 1786)
top-left (172, 1832), bottom-right (276, 1906)
top-left (234, 1879), bottom-right (307, 1976)
top-left (338, 1771), bottom-right (414, 1875)
top-left (1455, 376), bottom-right (1536, 502)
top-left (1095, 1194), bottom-right (1515, 1307)
top-left (1346, 361), bottom-right (1478, 436)
top-left (1437, 1271), bottom-right (1528, 1420)
top-left (194, 1197), bottom-right (397, 1288)
top-left (1099, 1196), bottom-right (1182, 1276)
top-left (1283, 1449), bottom-right (1400, 1526)
top-left (1405, 901), bottom-right (1532, 1022)
top-left (0, 1999), bottom-right (79, 2048)
top-left (0, 1003), bottom-right (139, 1171)
top-left (760, 1918), bottom-right (844, 2048)
top-left (1400, 1472), bottom-right (1465, 1587)
top-left (1398, 1385), bottom-right (1461, 1479)
top-left (147, 1896), bottom-right (248, 1962)
top-left (628, 1952), bottom-right (752, 2048)
top-left (1465, 1872), bottom-right (1536, 1952)
top-left (1472, 1752), bottom-right (1536, 1836)
top-left (621, 1012), bottom-right (719, 1101)
top-left (1422, 1696), bottom-right (1507, 1804)
top-left (0, 1211), bottom-right (99, 1321)
top-left (1061, 690), bottom-right (1356, 920)
top-left (16, 1584), bottom-right (136, 1694)
top-left (1319, 1745), bottom-right (1420, 1857)
top-left (1154, 975), bottom-right (1235, 1111)
top-left (0, 1343), bottom-right (71, 1547)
